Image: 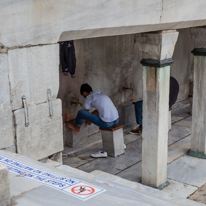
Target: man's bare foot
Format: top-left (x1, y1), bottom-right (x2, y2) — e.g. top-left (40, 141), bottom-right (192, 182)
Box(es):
top-left (67, 120), bottom-right (80, 133)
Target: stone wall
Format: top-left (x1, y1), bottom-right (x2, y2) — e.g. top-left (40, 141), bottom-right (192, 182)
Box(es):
top-left (0, 52), bottom-right (15, 150)
top-left (0, 44), bottom-right (64, 160)
top-left (1, 0), bottom-right (206, 47)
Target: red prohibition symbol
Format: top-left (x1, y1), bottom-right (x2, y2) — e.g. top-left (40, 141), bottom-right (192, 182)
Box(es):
top-left (71, 185), bottom-right (95, 195)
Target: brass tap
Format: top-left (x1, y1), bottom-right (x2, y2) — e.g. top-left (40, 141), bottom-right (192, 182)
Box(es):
top-left (122, 83), bottom-right (134, 91)
top-left (70, 97), bottom-right (82, 106)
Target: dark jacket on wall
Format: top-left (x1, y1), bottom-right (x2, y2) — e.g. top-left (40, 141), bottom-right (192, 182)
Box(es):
top-left (60, 40), bottom-right (76, 75)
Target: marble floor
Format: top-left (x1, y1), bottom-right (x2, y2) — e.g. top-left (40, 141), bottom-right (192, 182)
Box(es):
top-left (63, 99), bottom-right (206, 204)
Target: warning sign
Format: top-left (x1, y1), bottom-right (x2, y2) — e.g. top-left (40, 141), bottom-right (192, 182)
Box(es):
top-left (63, 182), bottom-right (105, 201)
top-left (71, 185), bottom-right (95, 195)
top-left (0, 153), bottom-right (106, 201)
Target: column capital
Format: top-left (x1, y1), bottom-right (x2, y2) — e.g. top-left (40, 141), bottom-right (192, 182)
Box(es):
top-left (135, 30), bottom-right (179, 67)
top-left (191, 26), bottom-right (206, 56)
top-left (191, 26), bottom-right (206, 48)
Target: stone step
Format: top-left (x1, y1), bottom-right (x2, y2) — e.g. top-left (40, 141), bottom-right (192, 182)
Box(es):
top-left (90, 170), bottom-right (204, 206)
top-left (0, 150), bottom-right (200, 206)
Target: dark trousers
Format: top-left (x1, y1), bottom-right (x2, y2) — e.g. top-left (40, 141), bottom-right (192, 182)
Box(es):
top-left (134, 100), bottom-right (143, 125)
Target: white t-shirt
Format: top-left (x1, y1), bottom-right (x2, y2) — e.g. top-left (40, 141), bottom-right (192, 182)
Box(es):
top-left (84, 92), bottom-right (119, 122)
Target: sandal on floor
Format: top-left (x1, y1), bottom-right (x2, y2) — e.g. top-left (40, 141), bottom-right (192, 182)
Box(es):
top-left (129, 125), bottom-right (142, 135)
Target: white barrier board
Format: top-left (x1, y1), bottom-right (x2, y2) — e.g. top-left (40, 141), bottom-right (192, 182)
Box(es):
top-left (0, 154), bottom-right (106, 201)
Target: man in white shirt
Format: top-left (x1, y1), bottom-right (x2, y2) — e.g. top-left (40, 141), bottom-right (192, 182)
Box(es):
top-left (67, 84), bottom-right (119, 157)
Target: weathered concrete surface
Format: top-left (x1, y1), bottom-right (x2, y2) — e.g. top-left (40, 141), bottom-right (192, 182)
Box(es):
top-left (191, 56), bottom-right (206, 154)
top-left (168, 156), bottom-right (206, 187)
top-left (1, 1), bottom-right (206, 47)
top-left (0, 163), bottom-right (10, 206)
top-left (14, 99), bottom-right (63, 160)
top-left (9, 174), bottom-right (41, 198)
top-left (8, 44), bottom-right (59, 111)
top-left (189, 183), bottom-right (206, 204)
top-left (1, 151), bottom-right (199, 206)
top-left (162, 179), bottom-right (198, 199)
top-left (101, 128), bottom-right (124, 157)
top-left (0, 53), bottom-right (15, 149)
top-left (90, 170), bottom-right (202, 206)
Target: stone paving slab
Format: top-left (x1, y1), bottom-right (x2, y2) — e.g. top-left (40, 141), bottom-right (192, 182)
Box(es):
top-left (173, 116), bottom-right (192, 128)
top-left (12, 184), bottom-right (176, 206)
top-left (9, 173), bottom-right (42, 198)
top-left (171, 99), bottom-right (190, 118)
top-left (90, 170), bottom-right (203, 206)
top-left (63, 131), bottom-right (140, 158)
top-left (63, 157), bottom-right (89, 168)
top-left (78, 138), bottom-right (142, 174)
top-left (162, 179), bottom-right (198, 199)
top-left (168, 156), bottom-right (206, 187)
top-left (168, 125), bottom-right (191, 145)
top-left (1, 150), bottom-right (184, 206)
top-left (117, 135), bottom-right (192, 182)
top-left (168, 135), bottom-right (191, 163)
top-left (189, 183), bottom-right (206, 204)
top-left (117, 161), bottom-right (142, 182)
top-left (1, 147), bottom-right (204, 206)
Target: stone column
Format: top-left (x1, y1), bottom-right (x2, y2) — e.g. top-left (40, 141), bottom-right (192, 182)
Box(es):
top-left (189, 27), bottom-right (206, 159)
top-left (136, 30), bottom-right (179, 189)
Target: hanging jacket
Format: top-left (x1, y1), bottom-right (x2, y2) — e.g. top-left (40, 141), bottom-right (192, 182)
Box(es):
top-left (60, 40), bottom-right (76, 76)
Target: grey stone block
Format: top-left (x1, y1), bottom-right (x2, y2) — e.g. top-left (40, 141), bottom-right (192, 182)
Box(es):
top-left (101, 128), bottom-right (124, 157)
top-left (117, 102), bottom-right (136, 130)
top-left (64, 122), bottom-right (88, 148)
top-left (8, 44), bottom-right (59, 111)
top-left (0, 53), bottom-right (15, 149)
top-left (0, 163), bottom-right (10, 206)
top-left (14, 99), bottom-right (63, 160)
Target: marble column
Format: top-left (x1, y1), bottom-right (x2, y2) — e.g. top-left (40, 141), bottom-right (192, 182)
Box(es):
top-left (189, 27), bottom-right (206, 159)
top-left (136, 30), bottom-right (179, 189)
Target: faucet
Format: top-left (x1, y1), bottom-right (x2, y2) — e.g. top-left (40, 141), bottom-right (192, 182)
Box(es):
top-left (122, 83), bottom-right (134, 91)
top-left (70, 97), bottom-right (82, 106)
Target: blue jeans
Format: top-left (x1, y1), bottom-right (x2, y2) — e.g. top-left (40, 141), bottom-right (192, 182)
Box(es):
top-left (75, 110), bottom-right (119, 128)
top-left (134, 100), bottom-right (143, 125)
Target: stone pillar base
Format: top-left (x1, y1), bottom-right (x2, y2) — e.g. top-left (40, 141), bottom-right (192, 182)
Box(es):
top-left (188, 150), bottom-right (206, 159)
top-left (142, 181), bottom-right (170, 190)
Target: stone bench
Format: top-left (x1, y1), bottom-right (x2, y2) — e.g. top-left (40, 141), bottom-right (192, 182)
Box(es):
top-left (100, 124), bottom-right (125, 157)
